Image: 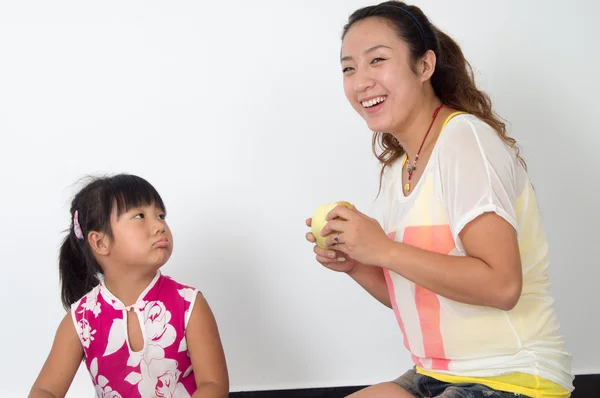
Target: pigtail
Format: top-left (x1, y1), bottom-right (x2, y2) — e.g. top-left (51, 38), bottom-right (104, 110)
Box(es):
top-left (430, 27), bottom-right (525, 169)
top-left (58, 212), bottom-right (100, 311)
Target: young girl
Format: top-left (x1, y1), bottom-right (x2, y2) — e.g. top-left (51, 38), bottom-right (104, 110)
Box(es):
top-left (29, 174), bottom-right (229, 398)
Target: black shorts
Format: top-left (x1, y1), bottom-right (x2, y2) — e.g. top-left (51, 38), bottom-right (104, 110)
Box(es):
top-left (393, 367), bottom-right (527, 397)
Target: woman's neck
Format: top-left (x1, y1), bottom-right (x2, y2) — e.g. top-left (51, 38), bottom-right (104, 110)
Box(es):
top-left (102, 268), bottom-right (159, 307)
top-left (392, 97), bottom-right (445, 160)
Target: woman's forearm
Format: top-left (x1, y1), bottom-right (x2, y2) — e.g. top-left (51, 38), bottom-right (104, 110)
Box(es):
top-left (380, 241), bottom-right (521, 310)
top-left (347, 264), bottom-right (392, 308)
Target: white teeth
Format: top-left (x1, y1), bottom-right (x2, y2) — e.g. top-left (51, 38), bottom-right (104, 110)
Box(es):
top-left (362, 96), bottom-right (386, 108)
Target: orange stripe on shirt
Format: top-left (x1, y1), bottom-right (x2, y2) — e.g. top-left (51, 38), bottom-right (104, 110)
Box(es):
top-left (403, 225), bottom-right (456, 370)
top-left (384, 231), bottom-right (424, 367)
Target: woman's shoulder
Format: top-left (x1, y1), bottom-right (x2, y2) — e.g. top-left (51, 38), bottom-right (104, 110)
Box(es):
top-left (435, 112), bottom-right (531, 193)
top-left (436, 113), bottom-right (520, 165)
top-left (440, 113), bottom-right (502, 145)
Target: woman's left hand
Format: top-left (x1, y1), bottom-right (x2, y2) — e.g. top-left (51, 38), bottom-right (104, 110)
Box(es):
top-left (321, 204), bottom-right (392, 267)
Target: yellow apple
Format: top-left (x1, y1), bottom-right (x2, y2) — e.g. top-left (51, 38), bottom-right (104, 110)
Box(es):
top-left (311, 201), bottom-right (354, 249)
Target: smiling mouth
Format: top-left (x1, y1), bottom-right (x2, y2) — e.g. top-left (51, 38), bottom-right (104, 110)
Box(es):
top-left (361, 96), bottom-right (387, 108)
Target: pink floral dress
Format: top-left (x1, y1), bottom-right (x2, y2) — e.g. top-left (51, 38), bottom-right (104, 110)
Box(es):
top-left (71, 271), bottom-right (198, 397)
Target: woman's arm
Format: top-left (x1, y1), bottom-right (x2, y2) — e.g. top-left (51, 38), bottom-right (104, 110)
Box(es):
top-left (29, 314), bottom-right (83, 398)
top-left (186, 293), bottom-right (229, 398)
top-left (322, 207), bottom-right (522, 311)
top-left (346, 263), bottom-right (392, 308)
top-left (306, 218), bottom-right (392, 308)
top-left (382, 212), bottom-right (522, 310)
top-left (322, 120), bottom-right (525, 311)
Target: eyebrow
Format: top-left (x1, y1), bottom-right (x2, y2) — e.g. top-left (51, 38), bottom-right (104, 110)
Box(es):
top-left (340, 44), bottom-right (392, 62)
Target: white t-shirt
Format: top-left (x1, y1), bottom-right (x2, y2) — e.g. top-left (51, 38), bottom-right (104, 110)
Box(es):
top-left (381, 112), bottom-right (573, 392)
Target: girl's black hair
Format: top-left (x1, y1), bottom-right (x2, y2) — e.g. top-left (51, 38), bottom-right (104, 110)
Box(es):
top-left (59, 173), bottom-right (166, 310)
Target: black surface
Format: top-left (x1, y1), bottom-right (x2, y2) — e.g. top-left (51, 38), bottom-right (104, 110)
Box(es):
top-left (572, 373), bottom-right (600, 397)
top-left (229, 373), bottom-right (600, 397)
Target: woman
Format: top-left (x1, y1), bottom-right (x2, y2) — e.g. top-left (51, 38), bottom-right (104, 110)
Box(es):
top-left (305, 1), bottom-right (573, 397)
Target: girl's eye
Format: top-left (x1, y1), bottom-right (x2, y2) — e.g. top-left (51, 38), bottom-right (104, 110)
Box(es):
top-left (135, 213), bottom-right (145, 219)
top-left (159, 214), bottom-right (166, 220)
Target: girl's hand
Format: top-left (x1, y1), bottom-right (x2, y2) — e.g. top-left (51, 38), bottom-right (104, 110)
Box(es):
top-left (305, 218), bottom-right (363, 274)
top-left (319, 204), bottom-right (391, 267)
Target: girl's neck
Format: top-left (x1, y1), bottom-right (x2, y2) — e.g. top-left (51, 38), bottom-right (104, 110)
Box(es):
top-left (392, 96), bottom-right (444, 160)
top-left (102, 269), bottom-right (159, 307)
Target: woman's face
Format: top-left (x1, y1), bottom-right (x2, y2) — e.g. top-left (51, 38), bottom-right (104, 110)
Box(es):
top-left (341, 17), bottom-right (424, 134)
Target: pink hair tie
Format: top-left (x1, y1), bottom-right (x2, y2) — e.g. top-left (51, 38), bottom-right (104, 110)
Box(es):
top-left (73, 210), bottom-right (84, 240)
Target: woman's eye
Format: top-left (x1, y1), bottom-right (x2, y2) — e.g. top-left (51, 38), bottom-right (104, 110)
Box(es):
top-left (342, 66), bottom-right (354, 73)
top-left (371, 57), bottom-right (386, 64)
top-left (159, 214), bottom-right (166, 220)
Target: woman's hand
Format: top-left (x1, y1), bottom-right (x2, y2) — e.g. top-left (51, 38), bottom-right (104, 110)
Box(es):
top-left (319, 204), bottom-right (391, 268)
top-left (305, 218), bottom-right (362, 274)
top-left (305, 215), bottom-right (394, 308)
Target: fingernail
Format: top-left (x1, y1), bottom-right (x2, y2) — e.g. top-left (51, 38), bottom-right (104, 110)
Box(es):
top-left (337, 257), bottom-right (346, 262)
top-left (328, 252), bottom-right (335, 258)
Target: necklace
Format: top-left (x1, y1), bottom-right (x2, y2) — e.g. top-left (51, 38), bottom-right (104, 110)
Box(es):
top-left (404, 104), bottom-right (448, 192)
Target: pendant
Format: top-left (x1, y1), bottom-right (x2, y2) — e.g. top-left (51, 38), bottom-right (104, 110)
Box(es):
top-left (405, 183), bottom-right (410, 192)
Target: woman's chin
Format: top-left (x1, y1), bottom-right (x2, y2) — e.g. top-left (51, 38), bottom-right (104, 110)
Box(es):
top-left (365, 120), bottom-right (389, 133)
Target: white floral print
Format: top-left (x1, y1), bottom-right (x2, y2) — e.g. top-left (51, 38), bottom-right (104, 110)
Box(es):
top-left (76, 318), bottom-right (96, 348)
top-left (104, 318), bottom-right (126, 357)
top-left (178, 288), bottom-right (197, 327)
top-left (73, 274), bottom-right (196, 397)
top-left (135, 357), bottom-right (190, 398)
top-left (122, 300), bottom-right (189, 395)
top-left (177, 288), bottom-right (196, 301)
top-left (120, 301), bottom-right (177, 367)
top-left (144, 301), bottom-right (177, 347)
top-left (90, 357), bottom-right (123, 398)
top-left (79, 287), bottom-right (102, 318)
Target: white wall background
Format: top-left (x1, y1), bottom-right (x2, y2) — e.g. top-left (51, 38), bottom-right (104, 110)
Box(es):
top-left (1, 0), bottom-right (598, 395)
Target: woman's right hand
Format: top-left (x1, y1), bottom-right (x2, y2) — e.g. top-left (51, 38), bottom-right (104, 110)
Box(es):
top-left (305, 218), bottom-right (363, 274)
top-left (305, 218), bottom-right (392, 308)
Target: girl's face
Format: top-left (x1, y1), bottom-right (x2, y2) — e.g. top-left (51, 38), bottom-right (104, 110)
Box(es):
top-left (340, 17), bottom-right (424, 134)
top-left (107, 202), bottom-right (173, 271)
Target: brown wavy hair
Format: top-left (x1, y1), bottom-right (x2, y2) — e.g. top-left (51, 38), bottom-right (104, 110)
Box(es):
top-left (342, 1), bottom-right (525, 193)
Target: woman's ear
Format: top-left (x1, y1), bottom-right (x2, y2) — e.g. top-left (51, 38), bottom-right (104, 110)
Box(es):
top-left (88, 231), bottom-right (110, 257)
top-left (420, 49), bottom-right (437, 82)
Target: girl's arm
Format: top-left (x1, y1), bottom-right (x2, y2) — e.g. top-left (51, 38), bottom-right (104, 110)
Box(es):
top-left (186, 293), bottom-right (229, 398)
top-left (29, 314), bottom-right (83, 398)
